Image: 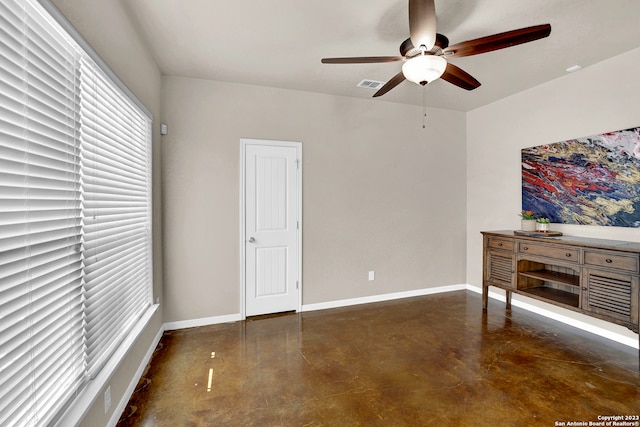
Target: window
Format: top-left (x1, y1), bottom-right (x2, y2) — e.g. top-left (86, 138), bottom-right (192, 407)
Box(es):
top-left (0, 0), bottom-right (153, 425)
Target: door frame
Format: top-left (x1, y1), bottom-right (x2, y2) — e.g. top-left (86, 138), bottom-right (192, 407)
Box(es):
top-left (240, 138), bottom-right (302, 319)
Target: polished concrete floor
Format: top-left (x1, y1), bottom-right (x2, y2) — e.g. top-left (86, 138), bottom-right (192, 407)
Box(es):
top-left (117, 291), bottom-right (640, 426)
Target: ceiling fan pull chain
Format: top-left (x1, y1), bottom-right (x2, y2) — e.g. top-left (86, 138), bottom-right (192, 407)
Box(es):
top-left (422, 85), bottom-right (427, 129)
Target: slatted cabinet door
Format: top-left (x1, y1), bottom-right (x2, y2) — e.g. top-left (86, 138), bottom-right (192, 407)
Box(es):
top-left (582, 268), bottom-right (639, 326)
top-left (487, 251), bottom-right (516, 289)
top-left (484, 236), bottom-right (516, 289)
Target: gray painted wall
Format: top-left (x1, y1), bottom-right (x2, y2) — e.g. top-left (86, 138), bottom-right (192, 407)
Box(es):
top-left (161, 76), bottom-right (468, 322)
top-left (467, 46), bottom-right (640, 345)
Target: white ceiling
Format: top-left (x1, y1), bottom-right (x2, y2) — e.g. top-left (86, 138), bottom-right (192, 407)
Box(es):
top-left (123, 0), bottom-right (640, 111)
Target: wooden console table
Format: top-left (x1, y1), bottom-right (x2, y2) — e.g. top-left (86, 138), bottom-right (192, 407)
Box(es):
top-left (481, 230), bottom-right (639, 362)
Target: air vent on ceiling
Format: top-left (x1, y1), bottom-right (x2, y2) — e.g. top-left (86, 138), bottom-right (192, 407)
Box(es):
top-left (357, 79), bottom-right (384, 89)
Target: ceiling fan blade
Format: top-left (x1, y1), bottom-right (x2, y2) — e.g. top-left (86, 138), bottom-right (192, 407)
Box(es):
top-left (409, 0), bottom-right (436, 50)
top-left (373, 71), bottom-right (406, 97)
top-left (440, 63), bottom-right (481, 90)
top-left (444, 24), bottom-right (551, 58)
top-left (321, 56), bottom-right (404, 64)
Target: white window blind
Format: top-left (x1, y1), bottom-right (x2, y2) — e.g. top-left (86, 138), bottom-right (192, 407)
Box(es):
top-left (0, 1), bottom-right (85, 425)
top-left (0, 0), bottom-right (153, 425)
top-left (80, 56), bottom-right (152, 377)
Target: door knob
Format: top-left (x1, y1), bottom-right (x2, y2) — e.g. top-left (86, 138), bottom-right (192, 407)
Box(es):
top-left (248, 237), bottom-right (256, 243)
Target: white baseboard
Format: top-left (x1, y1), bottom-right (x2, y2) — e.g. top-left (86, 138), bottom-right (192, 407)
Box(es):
top-left (161, 285), bottom-right (638, 351)
top-left (108, 324), bottom-right (165, 427)
top-left (466, 284), bottom-right (639, 349)
top-left (164, 313), bottom-right (243, 331)
top-left (301, 284), bottom-right (468, 312)
top-left (161, 286), bottom-right (469, 332)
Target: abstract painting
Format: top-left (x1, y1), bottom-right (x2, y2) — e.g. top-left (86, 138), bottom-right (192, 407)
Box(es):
top-left (522, 127), bottom-right (640, 227)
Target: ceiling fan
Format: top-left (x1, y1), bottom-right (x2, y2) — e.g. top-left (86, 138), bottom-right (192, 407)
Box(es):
top-left (321, 0), bottom-right (551, 97)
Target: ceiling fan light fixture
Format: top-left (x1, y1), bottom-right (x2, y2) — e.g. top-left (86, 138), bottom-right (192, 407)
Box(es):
top-left (402, 54), bottom-right (447, 86)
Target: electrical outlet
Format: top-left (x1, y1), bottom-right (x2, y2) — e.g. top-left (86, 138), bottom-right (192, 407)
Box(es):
top-left (368, 271), bottom-right (375, 281)
top-left (104, 386), bottom-right (111, 413)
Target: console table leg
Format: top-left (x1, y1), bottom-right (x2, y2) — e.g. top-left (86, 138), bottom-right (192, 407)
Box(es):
top-left (482, 284), bottom-right (489, 310)
top-left (506, 290), bottom-right (512, 309)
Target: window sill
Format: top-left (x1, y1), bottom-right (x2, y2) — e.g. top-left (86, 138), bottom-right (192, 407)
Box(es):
top-left (54, 303), bottom-right (160, 427)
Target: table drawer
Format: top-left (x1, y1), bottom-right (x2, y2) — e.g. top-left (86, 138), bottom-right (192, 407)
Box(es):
top-left (488, 237), bottom-right (514, 251)
top-left (584, 250), bottom-right (638, 273)
top-left (518, 242), bottom-right (578, 263)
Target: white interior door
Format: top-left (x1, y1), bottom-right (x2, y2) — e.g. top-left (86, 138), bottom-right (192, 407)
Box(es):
top-left (243, 140), bottom-right (301, 316)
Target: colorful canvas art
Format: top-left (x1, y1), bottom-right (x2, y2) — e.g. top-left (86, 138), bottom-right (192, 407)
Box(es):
top-left (522, 127), bottom-right (640, 227)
